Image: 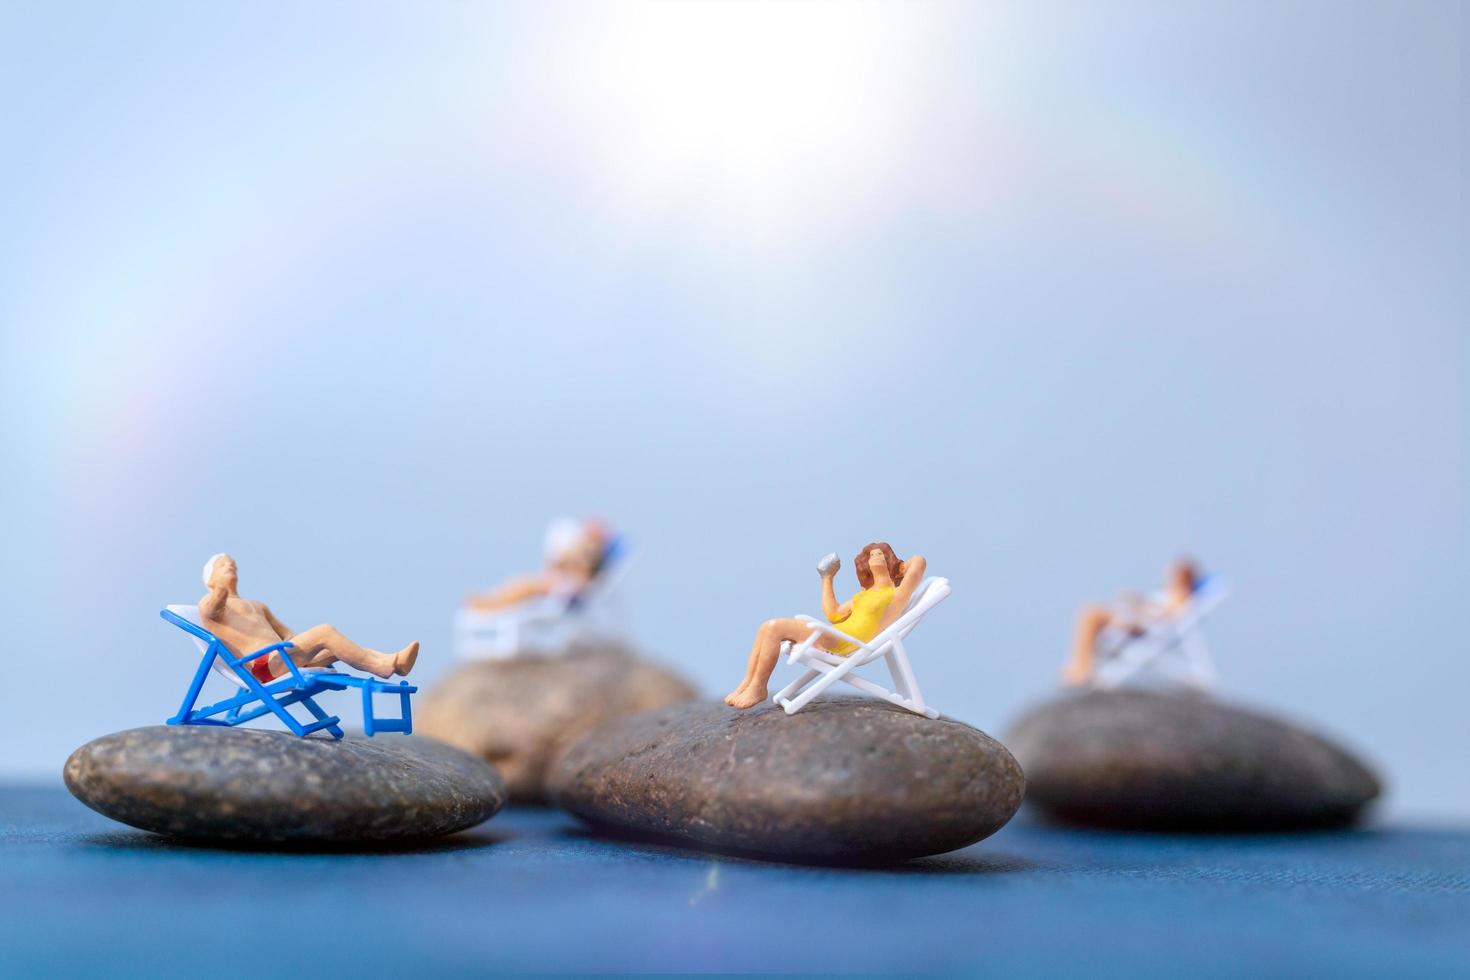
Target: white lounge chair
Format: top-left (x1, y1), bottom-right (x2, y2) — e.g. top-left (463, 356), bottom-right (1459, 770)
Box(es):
top-left (771, 576), bottom-right (951, 718)
top-left (454, 539), bottom-right (635, 658)
top-left (1091, 575), bottom-right (1230, 692)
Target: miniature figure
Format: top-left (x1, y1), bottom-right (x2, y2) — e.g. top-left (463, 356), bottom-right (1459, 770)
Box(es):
top-left (197, 553), bottom-right (418, 681)
top-left (162, 554), bottom-right (418, 739)
top-left (466, 519), bottom-right (611, 612)
top-left (724, 543), bottom-right (928, 710)
top-left (455, 518), bottom-right (632, 657)
top-left (1061, 557), bottom-right (1228, 690)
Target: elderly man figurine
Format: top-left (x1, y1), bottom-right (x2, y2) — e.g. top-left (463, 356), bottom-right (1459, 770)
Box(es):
top-left (197, 553), bottom-right (419, 684)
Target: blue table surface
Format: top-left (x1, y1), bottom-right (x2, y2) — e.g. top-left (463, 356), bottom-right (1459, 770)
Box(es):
top-left (4, 785), bottom-right (1468, 976)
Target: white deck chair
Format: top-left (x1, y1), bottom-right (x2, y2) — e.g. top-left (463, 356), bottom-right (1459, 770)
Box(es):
top-left (454, 544), bottom-right (636, 658)
top-left (1091, 575), bottom-right (1230, 692)
top-left (771, 577), bottom-right (951, 718)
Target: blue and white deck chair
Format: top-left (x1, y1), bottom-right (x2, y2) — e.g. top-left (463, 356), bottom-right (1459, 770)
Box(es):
top-left (1091, 575), bottom-right (1231, 692)
top-left (162, 605), bottom-right (416, 739)
top-left (454, 536), bottom-right (636, 659)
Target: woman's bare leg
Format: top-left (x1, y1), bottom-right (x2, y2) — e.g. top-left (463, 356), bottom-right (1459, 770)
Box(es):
top-left (725, 618), bottom-right (815, 709)
top-left (286, 624), bottom-right (419, 679)
top-left (730, 623), bottom-right (772, 694)
top-left (725, 622), bottom-right (771, 704)
top-left (1061, 604), bottom-right (1112, 685)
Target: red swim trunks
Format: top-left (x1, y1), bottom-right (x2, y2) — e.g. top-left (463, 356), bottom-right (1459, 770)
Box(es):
top-left (249, 655), bottom-right (277, 684)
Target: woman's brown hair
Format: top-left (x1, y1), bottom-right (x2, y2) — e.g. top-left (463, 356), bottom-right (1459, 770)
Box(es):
top-left (854, 542), bottom-right (905, 589)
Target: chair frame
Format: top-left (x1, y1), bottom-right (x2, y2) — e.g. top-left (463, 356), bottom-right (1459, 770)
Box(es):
top-left (772, 577), bottom-right (951, 718)
top-left (162, 607), bottom-right (416, 739)
top-left (1090, 577), bottom-right (1230, 692)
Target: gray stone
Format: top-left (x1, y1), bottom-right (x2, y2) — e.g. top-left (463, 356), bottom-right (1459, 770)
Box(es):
top-left (548, 697), bottom-right (1025, 863)
top-left (416, 644), bottom-right (698, 803)
top-left (1005, 689), bottom-right (1381, 830)
top-left (64, 726), bottom-right (506, 845)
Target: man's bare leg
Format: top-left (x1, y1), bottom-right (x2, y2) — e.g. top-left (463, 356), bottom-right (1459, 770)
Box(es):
top-left (286, 624), bottom-right (418, 679)
top-left (1062, 604), bottom-right (1112, 686)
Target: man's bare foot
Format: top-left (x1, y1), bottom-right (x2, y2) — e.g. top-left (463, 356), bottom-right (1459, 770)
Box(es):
top-left (726, 685), bottom-right (767, 709)
top-left (394, 641), bottom-right (420, 677)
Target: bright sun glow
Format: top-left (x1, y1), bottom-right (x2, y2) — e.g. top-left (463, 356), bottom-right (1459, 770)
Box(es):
top-left (549, 1), bottom-right (928, 241)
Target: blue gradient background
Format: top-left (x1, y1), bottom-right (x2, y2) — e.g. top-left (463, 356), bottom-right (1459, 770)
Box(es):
top-left (0, 2), bottom-right (1463, 814)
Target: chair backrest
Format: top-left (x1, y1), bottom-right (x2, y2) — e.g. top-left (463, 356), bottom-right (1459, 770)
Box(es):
top-left (855, 577), bottom-right (951, 661)
top-left (567, 536), bottom-right (635, 612)
top-left (1096, 574), bottom-right (1230, 682)
top-left (162, 604), bottom-right (251, 690)
top-left (1167, 575), bottom-right (1231, 633)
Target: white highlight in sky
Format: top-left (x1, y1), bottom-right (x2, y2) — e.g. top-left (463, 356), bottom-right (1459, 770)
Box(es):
top-left (546, 0), bottom-right (929, 244)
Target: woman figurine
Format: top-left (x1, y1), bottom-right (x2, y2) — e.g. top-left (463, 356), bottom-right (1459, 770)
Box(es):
top-left (724, 543), bottom-right (926, 709)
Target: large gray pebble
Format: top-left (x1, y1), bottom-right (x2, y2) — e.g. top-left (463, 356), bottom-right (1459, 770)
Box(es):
top-left (1005, 689), bottom-right (1381, 830)
top-left (416, 644), bottom-right (697, 803)
top-left (549, 697), bottom-right (1025, 863)
top-left (64, 726), bottom-right (506, 844)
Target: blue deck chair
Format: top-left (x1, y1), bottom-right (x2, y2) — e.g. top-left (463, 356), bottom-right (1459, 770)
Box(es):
top-left (162, 605), bottom-right (416, 739)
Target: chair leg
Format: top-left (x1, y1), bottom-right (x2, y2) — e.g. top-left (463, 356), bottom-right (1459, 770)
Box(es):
top-left (237, 675), bottom-right (310, 736)
top-left (842, 673), bottom-right (940, 718)
top-left (885, 641), bottom-right (930, 715)
top-left (1101, 636), bottom-right (1161, 689)
top-left (783, 655), bottom-right (862, 714)
top-left (886, 640), bottom-right (919, 701)
top-left (1180, 630), bottom-right (1218, 690)
top-left (773, 669), bottom-right (819, 706)
top-left (169, 645), bottom-right (223, 726)
top-left (362, 684), bottom-right (376, 737)
top-left (296, 694), bottom-right (344, 740)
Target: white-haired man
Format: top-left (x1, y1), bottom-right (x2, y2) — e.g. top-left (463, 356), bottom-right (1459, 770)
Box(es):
top-left (465, 518), bottom-right (610, 612)
top-left (198, 554), bottom-right (418, 683)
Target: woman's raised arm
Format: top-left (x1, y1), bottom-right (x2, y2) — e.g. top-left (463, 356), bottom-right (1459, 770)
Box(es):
top-left (879, 555), bottom-right (927, 630)
top-left (821, 569), bottom-right (851, 623)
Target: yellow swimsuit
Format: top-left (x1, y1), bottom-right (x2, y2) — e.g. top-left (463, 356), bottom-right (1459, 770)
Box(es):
top-left (826, 586), bottom-right (896, 656)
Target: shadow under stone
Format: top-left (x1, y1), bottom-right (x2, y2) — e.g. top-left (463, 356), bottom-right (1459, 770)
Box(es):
top-left (1017, 804), bottom-right (1378, 837)
top-left (81, 826), bottom-right (508, 856)
top-left (557, 824), bottom-right (1035, 874)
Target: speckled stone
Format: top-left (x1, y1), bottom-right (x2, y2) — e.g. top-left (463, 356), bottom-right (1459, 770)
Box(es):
top-left (1005, 689), bottom-right (1381, 830)
top-left (548, 698), bottom-right (1025, 863)
top-left (64, 726), bottom-right (506, 844)
top-left (415, 644), bottom-right (698, 803)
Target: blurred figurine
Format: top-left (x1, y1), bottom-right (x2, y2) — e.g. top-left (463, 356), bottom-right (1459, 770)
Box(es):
top-left (455, 518), bottom-right (632, 657)
top-left (1061, 556), bottom-right (1228, 690)
top-left (196, 553), bottom-right (418, 682)
top-left (725, 543), bottom-right (931, 711)
top-left (466, 518), bottom-right (611, 612)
